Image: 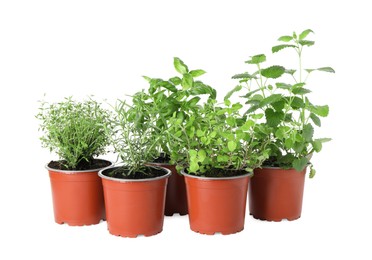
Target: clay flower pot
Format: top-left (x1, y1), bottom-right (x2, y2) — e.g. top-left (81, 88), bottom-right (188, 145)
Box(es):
top-left (99, 166), bottom-right (171, 237)
top-left (147, 163), bottom-right (188, 216)
top-left (46, 159), bottom-right (112, 226)
top-left (182, 171), bottom-right (252, 235)
top-left (249, 167), bottom-right (306, 221)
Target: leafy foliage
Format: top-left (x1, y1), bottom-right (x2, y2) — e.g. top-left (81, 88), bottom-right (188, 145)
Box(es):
top-left (229, 29), bottom-right (334, 177)
top-left (36, 97), bottom-right (111, 169)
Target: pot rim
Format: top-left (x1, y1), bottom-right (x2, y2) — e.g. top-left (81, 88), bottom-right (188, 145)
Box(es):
top-left (258, 164), bottom-right (310, 170)
top-left (98, 166), bottom-right (171, 183)
top-left (181, 169), bottom-right (253, 180)
top-left (45, 159), bottom-right (113, 174)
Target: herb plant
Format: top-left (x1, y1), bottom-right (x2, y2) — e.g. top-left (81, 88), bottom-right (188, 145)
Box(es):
top-left (168, 96), bottom-right (271, 177)
top-left (137, 57), bottom-right (216, 161)
top-left (230, 29), bottom-right (334, 177)
top-left (36, 97), bottom-right (111, 170)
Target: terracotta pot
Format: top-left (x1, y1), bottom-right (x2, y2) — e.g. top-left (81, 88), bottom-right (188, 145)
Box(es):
top-left (47, 160), bottom-right (112, 226)
top-left (249, 167), bottom-right (306, 221)
top-left (182, 171), bottom-right (252, 235)
top-left (99, 166), bottom-right (171, 238)
top-left (147, 163), bottom-right (188, 216)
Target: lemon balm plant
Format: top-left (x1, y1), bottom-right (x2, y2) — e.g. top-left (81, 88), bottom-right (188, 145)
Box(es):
top-left (36, 97), bottom-right (112, 226)
top-left (230, 29), bottom-right (334, 221)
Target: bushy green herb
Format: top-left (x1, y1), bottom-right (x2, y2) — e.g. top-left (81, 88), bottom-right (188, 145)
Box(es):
top-left (230, 29), bottom-right (334, 177)
top-left (36, 97), bottom-right (111, 169)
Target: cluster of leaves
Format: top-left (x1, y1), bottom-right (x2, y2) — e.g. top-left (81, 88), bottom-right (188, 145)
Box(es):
top-left (230, 29), bottom-right (334, 177)
top-left (36, 97), bottom-right (111, 169)
top-left (168, 97), bottom-right (271, 176)
top-left (135, 57), bottom-right (216, 159)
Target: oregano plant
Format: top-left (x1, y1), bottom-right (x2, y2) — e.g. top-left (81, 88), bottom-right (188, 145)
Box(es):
top-left (36, 97), bottom-right (111, 170)
top-left (229, 29), bottom-right (334, 177)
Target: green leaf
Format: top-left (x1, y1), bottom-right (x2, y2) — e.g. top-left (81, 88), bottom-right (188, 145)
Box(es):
top-left (225, 85), bottom-right (242, 100)
top-left (190, 82), bottom-right (216, 98)
top-left (317, 67), bottom-right (335, 73)
top-left (290, 97), bottom-right (305, 109)
top-left (198, 150), bottom-right (206, 162)
top-left (196, 129), bottom-right (204, 137)
top-left (190, 69), bottom-right (206, 77)
top-left (228, 141), bottom-right (237, 152)
top-left (240, 89), bottom-right (260, 98)
top-left (310, 113), bottom-right (321, 127)
top-left (299, 40), bottom-right (315, 46)
top-left (310, 105), bottom-right (329, 117)
top-left (285, 138), bottom-right (294, 149)
top-left (272, 100), bottom-right (285, 111)
top-left (232, 73), bottom-right (257, 79)
top-left (245, 105), bottom-right (259, 114)
top-left (276, 82), bottom-right (292, 90)
top-left (272, 44), bottom-right (297, 53)
top-left (217, 155), bottom-right (229, 162)
top-left (261, 66), bottom-right (285, 79)
top-left (260, 94), bottom-right (283, 107)
top-left (158, 81), bottom-right (177, 92)
top-left (312, 140), bottom-right (322, 152)
top-left (143, 76), bottom-right (151, 82)
top-left (187, 96), bottom-right (201, 107)
top-left (226, 117), bottom-right (236, 127)
top-left (181, 73), bottom-right (193, 89)
top-left (316, 138), bottom-right (332, 143)
top-left (302, 123), bottom-right (314, 142)
top-left (278, 35), bottom-right (293, 42)
top-left (305, 69), bottom-right (315, 73)
top-left (174, 57), bottom-right (188, 74)
top-left (309, 167), bottom-right (316, 178)
top-left (189, 161), bottom-right (199, 173)
top-left (293, 157), bottom-right (308, 171)
top-left (265, 108), bottom-right (284, 127)
top-left (169, 76), bottom-right (181, 85)
top-left (285, 69), bottom-right (296, 75)
top-left (246, 54), bottom-right (266, 64)
top-left (189, 149), bottom-right (197, 158)
top-left (299, 29), bottom-right (314, 40)
top-left (241, 120), bottom-right (255, 131)
top-left (293, 142), bottom-right (305, 153)
top-left (292, 88), bottom-right (312, 95)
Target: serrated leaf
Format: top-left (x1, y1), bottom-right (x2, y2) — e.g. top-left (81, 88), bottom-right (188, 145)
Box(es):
top-left (317, 67), bottom-right (335, 73)
top-left (272, 44), bottom-right (297, 53)
top-left (225, 85), bottom-right (242, 100)
top-left (310, 113), bottom-right (321, 127)
top-left (299, 29), bottom-right (314, 40)
top-left (174, 57), bottom-right (188, 74)
top-left (292, 88), bottom-right (312, 95)
top-left (312, 140), bottom-right (322, 152)
top-left (261, 66), bottom-right (285, 79)
top-left (293, 142), bottom-right (305, 153)
top-left (245, 105), bottom-right (259, 114)
top-left (276, 82), bottom-right (292, 90)
top-left (272, 100), bottom-right (285, 111)
top-left (265, 108), bottom-right (284, 127)
top-left (299, 40), bottom-right (315, 46)
top-left (302, 123), bottom-right (314, 142)
top-left (246, 54), bottom-right (266, 64)
top-left (181, 73), bottom-right (193, 89)
top-left (310, 105), bottom-right (329, 117)
top-left (228, 141), bottom-right (237, 152)
top-left (198, 150), bottom-right (206, 162)
top-left (309, 167), bottom-right (316, 178)
top-left (278, 35), bottom-right (293, 42)
top-left (293, 157), bottom-right (308, 171)
top-left (232, 73), bottom-right (257, 79)
top-left (290, 97), bottom-right (305, 109)
top-left (285, 69), bottom-right (296, 75)
top-left (190, 69), bottom-right (206, 77)
top-left (260, 94), bottom-right (283, 107)
top-left (169, 76), bottom-right (181, 85)
top-left (240, 89), bottom-right (261, 98)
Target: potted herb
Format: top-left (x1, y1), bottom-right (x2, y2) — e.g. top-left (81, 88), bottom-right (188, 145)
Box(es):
top-left (231, 29), bottom-right (334, 221)
top-left (36, 97), bottom-right (112, 226)
top-left (168, 95), bottom-right (271, 234)
top-left (141, 57), bottom-right (216, 216)
top-left (98, 95), bottom-right (171, 237)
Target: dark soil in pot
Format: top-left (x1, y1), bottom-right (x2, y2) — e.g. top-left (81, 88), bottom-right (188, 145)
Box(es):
top-left (48, 158), bottom-right (111, 171)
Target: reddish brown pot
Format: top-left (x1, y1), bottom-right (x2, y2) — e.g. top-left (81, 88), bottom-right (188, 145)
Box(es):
top-left (99, 166), bottom-right (171, 238)
top-left (182, 171), bottom-right (252, 235)
top-left (147, 163), bottom-right (188, 216)
top-left (47, 160), bottom-right (111, 226)
top-left (249, 167), bottom-right (306, 221)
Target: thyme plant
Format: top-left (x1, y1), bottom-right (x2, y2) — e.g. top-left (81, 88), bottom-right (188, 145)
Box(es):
top-left (36, 97), bottom-right (111, 170)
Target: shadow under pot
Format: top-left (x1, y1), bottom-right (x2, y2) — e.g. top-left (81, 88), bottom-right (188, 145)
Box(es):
top-left (46, 159), bottom-right (112, 226)
top-left (99, 166), bottom-right (171, 238)
top-left (181, 170), bottom-right (252, 235)
top-left (249, 167), bottom-right (306, 221)
top-left (147, 163), bottom-right (188, 216)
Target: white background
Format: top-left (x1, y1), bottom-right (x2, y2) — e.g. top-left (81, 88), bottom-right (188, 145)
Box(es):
top-left (1, 0), bottom-right (371, 259)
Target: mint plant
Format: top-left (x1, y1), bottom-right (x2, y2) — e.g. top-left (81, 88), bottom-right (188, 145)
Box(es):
top-left (230, 29), bottom-right (334, 177)
top-left (136, 57), bottom-right (216, 161)
top-left (36, 97), bottom-right (111, 170)
top-left (167, 96), bottom-right (271, 177)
